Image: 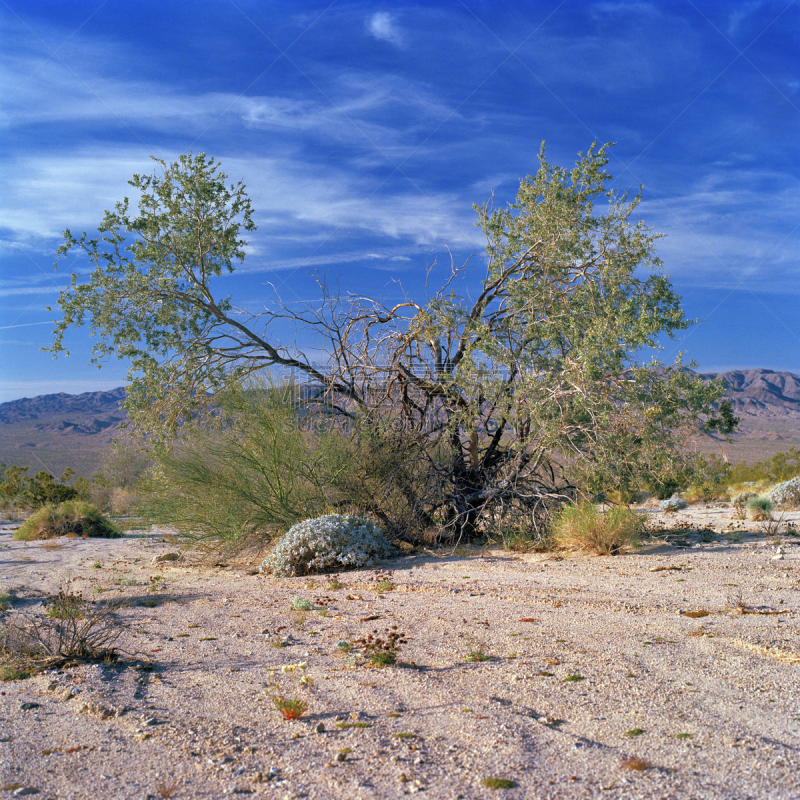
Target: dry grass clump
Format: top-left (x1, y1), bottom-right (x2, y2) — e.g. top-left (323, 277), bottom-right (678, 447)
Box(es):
top-left (14, 501), bottom-right (120, 541)
top-left (0, 586), bottom-right (125, 678)
top-left (551, 502), bottom-right (643, 555)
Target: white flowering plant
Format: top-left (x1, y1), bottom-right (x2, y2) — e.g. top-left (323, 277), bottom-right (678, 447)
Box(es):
top-left (766, 477), bottom-right (800, 510)
top-left (259, 514), bottom-right (395, 577)
top-left (267, 661), bottom-right (312, 720)
top-left (659, 497), bottom-right (687, 513)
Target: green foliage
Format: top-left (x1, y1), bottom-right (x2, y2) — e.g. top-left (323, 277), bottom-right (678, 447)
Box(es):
top-left (727, 448), bottom-right (800, 485)
top-left (49, 146), bottom-right (733, 542)
top-left (88, 445), bottom-right (151, 513)
top-left (49, 153), bottom-right (257, 437)
top-left (141, 377), bottom-right (349, 548)
top-left (746, 496), bottom-right (773, 520)
top-left (0, 465), bottom-right (85, 510)
top-left (551, 502), bottom-right (643, 555)
top-left (14, 501), bottom-right (120, 540)
top-left (482, 778), bottom-right (517, 790)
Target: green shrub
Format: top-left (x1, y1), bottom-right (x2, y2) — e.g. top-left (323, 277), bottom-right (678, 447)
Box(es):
top-left (746, 496), bottom-right (773, 521)
top-left (14, 501), bottom-right (120, 540)
top-left (0, 465), bottom-right (85, 510)
top-left (727, 447), bottom-right (800, 485)
top-left (551, 502), bottom-right (643, 555)
top-left (141, 377), bottom-right (348, 549)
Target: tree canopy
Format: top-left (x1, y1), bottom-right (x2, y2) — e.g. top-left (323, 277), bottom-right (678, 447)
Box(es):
top-left (50, 145), bottom-right (735, 540)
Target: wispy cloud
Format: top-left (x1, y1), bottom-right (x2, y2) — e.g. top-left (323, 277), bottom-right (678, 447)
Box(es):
top-left (367, 12), bottom-right (403, 47)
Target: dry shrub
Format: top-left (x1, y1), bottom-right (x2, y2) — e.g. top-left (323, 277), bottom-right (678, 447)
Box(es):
top-left (110, 487), bottom-right (140, 516)
top-left (551, 502), bottom-right (643, 555)
top-left (1, 588), bottom-right (125, 676)
top-left (14, 501), bottom-right (120, 541)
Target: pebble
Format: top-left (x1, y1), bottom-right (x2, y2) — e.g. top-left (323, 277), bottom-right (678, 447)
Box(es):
top-left (20, 703), bottom-right (40, 711)
top-left (13, 789), bottom-right (39, 797)
top-left (152, 552), bottom-right (180, 563)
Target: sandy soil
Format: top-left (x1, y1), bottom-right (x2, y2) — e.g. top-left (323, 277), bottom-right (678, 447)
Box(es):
top-left (1, 505), bottom-right (799, 800)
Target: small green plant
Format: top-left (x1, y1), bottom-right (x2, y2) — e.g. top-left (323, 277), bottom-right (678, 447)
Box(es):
top-left (267, 661), bottom-right (312, 720)
top-left (371, 569), bottom-right (395, 593)
top-left (14, 501), bottom-right (120, 540)
top-left (563, 674), bottom-right (584, 682)
top-left (675, 732), bottom-right (693, 740)
top-left (482, 778), bottom-right (517, 789)
top-left (625, 728), bottom-right (645, 738)
top-left (746, 496), bottom-right (773, 521)
top-left (353, 626), bottom-right (409, 666)
top-left (291, 596), bottom-right (314, 611)
top-left (466, 648), bottom-right (490, 663)
top-left (148, 575), bottom-right (163, 594)
top-left (326, 574), bottom-right (344, 590)
top-left (0, 664), bottom-right (32, 681)
top-left (551, 502), bottom-right (643, 555)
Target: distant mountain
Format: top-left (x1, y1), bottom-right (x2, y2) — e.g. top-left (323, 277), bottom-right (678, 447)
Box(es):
top-left (0, 387), bottom-right (126, 424)
top-left (1, 370), bottom-right (799, 474)
top-left (697, 370), bottom-right (800, 415)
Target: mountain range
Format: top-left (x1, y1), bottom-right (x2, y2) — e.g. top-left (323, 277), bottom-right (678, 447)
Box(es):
top-left (1, 370), bottom-right (798, 477)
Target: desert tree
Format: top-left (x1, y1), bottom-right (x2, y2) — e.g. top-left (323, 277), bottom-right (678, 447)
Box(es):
top-left (49, 146), bottom-right (734, 542)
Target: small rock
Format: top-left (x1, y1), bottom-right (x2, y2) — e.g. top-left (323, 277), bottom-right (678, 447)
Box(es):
top-left (20, 702), bottom-right (40, 711)
top-left (143, 717), bottom-right (159, 726)
top-left (399, 773), bottom-right (409, 783)
top-left (13, 789), bottom-right (39, 797)
top-left (59, 689), bottom-right (75, 702)
top-left (315, 722), bottom-right (325, 733)
top-left (152, 552), bottom-right (180, 563)
top-left (46, 681), bottom-right (58, 692)
top-left (772, 555), bottom-right (784, 560)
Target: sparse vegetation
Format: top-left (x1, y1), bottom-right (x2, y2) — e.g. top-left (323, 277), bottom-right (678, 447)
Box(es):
top-left (14, 501), bottom-right (120, 540)
top-left (482, 778), bottom-right (517, 789)
top-left (746, 496), bottom-right (773, 521)
top-left (0, 464), bottom-right (85, 510)
top-left (0, 587), bottom-right (124, 676)
top-left (267, 661), bottom-right (312, 720)
top-left (550, 502), bottom-right (643, 555)
top-left (49, 148), bottom-right (733, 547)
top-left (352, 626), bottom-right (409, 666)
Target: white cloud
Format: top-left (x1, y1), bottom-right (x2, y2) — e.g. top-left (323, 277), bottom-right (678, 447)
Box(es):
top-left (367, 12), bottom-right (403, 47)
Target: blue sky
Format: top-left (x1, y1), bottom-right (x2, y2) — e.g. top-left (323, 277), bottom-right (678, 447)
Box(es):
top-left (1, 0), bottom-right (798, 404)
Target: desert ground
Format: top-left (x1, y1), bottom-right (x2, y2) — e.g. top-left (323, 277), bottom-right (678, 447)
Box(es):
top-left (1, 505), bottom-right (799, 800)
